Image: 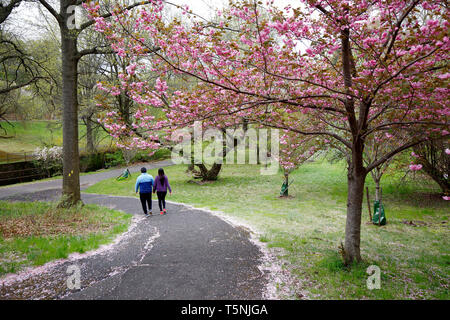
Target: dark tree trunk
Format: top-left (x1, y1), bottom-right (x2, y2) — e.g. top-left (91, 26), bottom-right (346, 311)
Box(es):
top-left (344, 140), bottom-right (367, 265)
top-left (115, 60), bottom-right (133, 124)
top-left (420, 160), bottom-right (450, 194)
top-left (413, 141), bottom-right (450, 194)
top-left (256, 142), bottom-right (260, 165)
top-left (193, 129), bottom-right (226, 180)
top-left (195, 163), bottom-right (222, 181)
top-left (339, 24), bottom-right (369, 265)
top-left (243, 117), bottom-right (249, 132)
top-left (59, 2), bottom-right (81, 207)
top-left (118, 92), bottom-right (132, 124)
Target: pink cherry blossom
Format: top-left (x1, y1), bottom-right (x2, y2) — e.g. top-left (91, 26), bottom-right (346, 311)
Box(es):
top-left (409, 164), bottom-right (423, 171)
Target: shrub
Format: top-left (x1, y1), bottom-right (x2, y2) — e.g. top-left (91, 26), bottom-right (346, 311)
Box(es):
top-left (105, 150), bottom-right (126, 168)
top-left (33, 146), bottom-right (63, 177)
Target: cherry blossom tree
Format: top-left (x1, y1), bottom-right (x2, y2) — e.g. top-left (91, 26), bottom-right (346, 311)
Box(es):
top-left (86, 0), bottom-right (449, 264)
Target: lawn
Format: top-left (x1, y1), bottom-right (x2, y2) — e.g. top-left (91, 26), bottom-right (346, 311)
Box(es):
top-left (0, 201), bottom-right (132, 276)
top-left (85, 160), bottom-right (449, 299)
top-left (0, 120), bottom-right (113, 154)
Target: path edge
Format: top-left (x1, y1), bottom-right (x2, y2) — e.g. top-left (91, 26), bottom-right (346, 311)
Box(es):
top-left (83, 193), bottom-right (309, 300)
top-left (165, 199), bottom-right (310, 300)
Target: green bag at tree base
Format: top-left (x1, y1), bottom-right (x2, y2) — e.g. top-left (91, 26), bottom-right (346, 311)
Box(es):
top-left (280, 182), bottom-right (289, 197)
top-left (372, 200), bottom-right (387, 226)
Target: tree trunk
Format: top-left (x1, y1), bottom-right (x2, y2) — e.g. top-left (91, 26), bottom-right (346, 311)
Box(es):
top-left (243, 117), bottom-right (249, 132)
top-left (192, 129), bottom-right (226, 180)
top-left (85, 117), bottom-right (96, 154)
top-left (344, 144), bottom-right (367, 265)
top-left (195, 163), bottom-right (222, 181)
top-left (59, 7), bottom-right (81, 207)
top-left (423, 165), bottom-right (450, 194)
top-left (187, 158), bottom-right (195, 173)
top-left (374, 178), bottom-right (381, 201)
top-left (418, 157), bottom-right (450, 194)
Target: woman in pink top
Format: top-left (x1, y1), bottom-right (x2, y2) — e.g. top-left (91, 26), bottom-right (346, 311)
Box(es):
top-left (153, 168), bottom-right (172, 215)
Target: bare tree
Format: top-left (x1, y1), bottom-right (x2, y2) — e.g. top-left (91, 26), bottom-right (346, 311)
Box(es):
top-left (0, 28), bottom-right (49, 130)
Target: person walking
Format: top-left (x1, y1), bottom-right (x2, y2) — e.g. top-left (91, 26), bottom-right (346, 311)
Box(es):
top-left (135, 167), bottom-right (154, 216)
top-left (153, 168), bottom-right (172, 215)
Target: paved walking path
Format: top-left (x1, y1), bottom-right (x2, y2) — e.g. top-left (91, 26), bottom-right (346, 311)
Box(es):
top-left (0, 160), bottom-right (268, 300)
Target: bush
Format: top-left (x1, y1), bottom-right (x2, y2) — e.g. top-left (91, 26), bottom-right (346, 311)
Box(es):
top-left (133, 148), bottom-right (171, 162)
top-left (80, 152), bottom-right (107, 172)
top-left (105, 150), bottom-right (126, 168)
top-left (103, 148), bottom-right (171, 169)
top-left (33, 146), bottom-right (63, 177)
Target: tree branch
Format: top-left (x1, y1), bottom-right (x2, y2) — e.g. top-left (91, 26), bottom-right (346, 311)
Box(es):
top-left (367, 138), bottom-right (427, 172)
top-left (76, 46), bottom-right (115, 59)
top-left (255, 120), bottom-right (353, 150)
top-left (78, 0), bottom-right (154, 31)
top-left (0, 0), bottom-right (22, 24)
top-left (37, 0), bottom-right (61, 23)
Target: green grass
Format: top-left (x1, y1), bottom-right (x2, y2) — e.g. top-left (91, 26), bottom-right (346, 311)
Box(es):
top-left (0, 201), bottom-right (132, 276)
top-left (85, 160), bottom-right (449, 299)
top-left (0, 120), bottom-right (113, 154)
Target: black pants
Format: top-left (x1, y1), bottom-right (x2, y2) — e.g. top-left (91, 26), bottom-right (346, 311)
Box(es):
top-left (140, 193), bottom-right (152, 214)
top-left (157, 191), bottom-right (167, 211)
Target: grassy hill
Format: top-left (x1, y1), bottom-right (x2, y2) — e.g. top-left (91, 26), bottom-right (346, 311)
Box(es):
top-left (0, 120), bottom-right (113, 155)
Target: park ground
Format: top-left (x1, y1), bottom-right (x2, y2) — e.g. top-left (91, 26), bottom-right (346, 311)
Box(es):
top-left (0, 201), bottom-right (132, 276)
top-left (85, 160), bottom-right (449, 300)
top-left (0, 161), bottom-right (266, 300)
top-left (0, 121), bottom-right (448, 299)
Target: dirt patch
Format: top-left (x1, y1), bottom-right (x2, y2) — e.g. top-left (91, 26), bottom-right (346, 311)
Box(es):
top-left (402, 220), bottom-right (429, 227)
top-left (279, 195), bottom-right (295, 199)
top-left (401, 220), bottom-right (448, 228)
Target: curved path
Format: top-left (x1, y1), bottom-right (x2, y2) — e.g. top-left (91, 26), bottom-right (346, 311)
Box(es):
top-left (0, 161), bottom-right (268, 300)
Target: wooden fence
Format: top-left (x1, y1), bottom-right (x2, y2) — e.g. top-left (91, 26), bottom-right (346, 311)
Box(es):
top-left (0, 152), bottom-right (36, 164)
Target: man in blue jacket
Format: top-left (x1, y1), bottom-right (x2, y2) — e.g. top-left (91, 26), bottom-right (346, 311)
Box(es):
top-left (135, 167), bottom-right (154, 216)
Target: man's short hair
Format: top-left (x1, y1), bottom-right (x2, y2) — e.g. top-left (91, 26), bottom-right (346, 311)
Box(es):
top-left (141, 167), bottom-right (147, 173)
